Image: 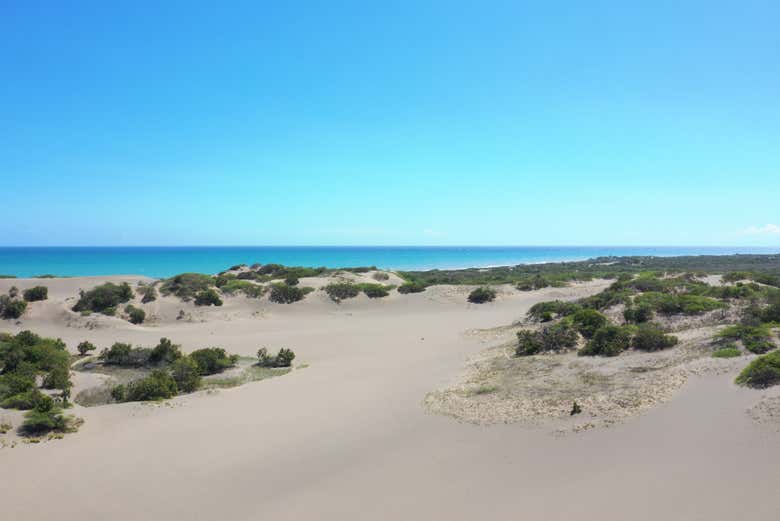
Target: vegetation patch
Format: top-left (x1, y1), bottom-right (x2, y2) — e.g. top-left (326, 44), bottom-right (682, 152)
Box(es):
top-left (468, 287), bottom-right (496, 304)
top-left (397, 281), bottom-right (426, 294)
top-left (160, 273), bottom-right (216, 301)
top-left (73, 282), bottom-right (133, 314)
top-left (269, 283), bottom-right (311, 304)
top-left (712, 345), bottom-right (742, 358)
top-left (23, 286), bottom-right (48, 302)
top-left (736, 351), bottom-right (780, 388)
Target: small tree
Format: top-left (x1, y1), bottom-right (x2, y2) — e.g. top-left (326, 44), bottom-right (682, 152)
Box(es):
top-left (170, 357), bottom-right (201, 393)
top-left (77, 341), bottom-right (96, 356)
top-left (23, 286), bottom-right (48, 302)
top-left (194, 289), bottom-right (223, 307)
top-left (125, 305), bottom-right (146, 324)
top-left (468, 287), bottom-right (496, 304)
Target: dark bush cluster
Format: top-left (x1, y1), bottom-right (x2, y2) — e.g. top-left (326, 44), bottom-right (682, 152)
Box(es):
top-left (717, 324), bottom-right (776, 354)
top-left (194, 288), bottom-right (223, 307)
top-left (570, 309), bottom-right (608, 339)
top-left (73, 282), bottom-right (134, 314)
top-left (631, 324), bottom-right (678, 351)
top-left (0, 295), bottom-right (27, 319)
top-left (516, 322), bottom-right (579, 356)
top-left (0, 331), bottom-right (72, 411)
top-left (112, 370), bottom-right (179, 402)
top-left (468, 287), bottom-right (496, 304)
top-left (125, 304), bottom-right (146, 324)
top-left (269, 283), bottom-right (309, 304)
top-left (579, 325), bottom-right (633, 357)
top-left (160, 273), bottom-right (216, 301)
top-left (139, 284), bottom-right (157, 303)
top-left (527, 300), bottom-right (581, 321)
top-left (324, 282), bottom-right (360, 302)
top-left (77, 341), bottom-right (96, 356)
top-left (189, 347), bottom-right (239, 375)
top-left (397, 281), bottom-right (426, 294)
top-left (23, 286), bottom-right (48, 302)
top-left (257, 347), bottom-right (296, 367)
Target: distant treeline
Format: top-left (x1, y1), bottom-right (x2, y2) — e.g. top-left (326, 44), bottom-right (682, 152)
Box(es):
top-left (399, 254), bottom-right (780, 287)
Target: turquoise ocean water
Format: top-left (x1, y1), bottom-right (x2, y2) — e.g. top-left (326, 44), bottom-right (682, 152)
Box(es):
top-left (0, 246), bottom-right (777, 278)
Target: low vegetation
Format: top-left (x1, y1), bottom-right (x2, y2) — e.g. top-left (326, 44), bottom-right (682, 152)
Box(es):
top-left (194, 288), bottom-right (223, 307)
top-left (125, 304), bottom-right (146, 324)
top-left (257, 347), bottom-right (296, 367)
top-left (269, 283), bottom-right (311, 304)
top-left (397, 281), bottom-right (426, 294)
top-left (735, 351), bottom-right (780, 388)
top-left (0, 295), bottom-right (27, 319)
top-left (189, 347), bottom-right (239, 375)
top-left (468, 287), bottom-right (496, 304)
top-left (72, 282), bottom-right (133, 314)
top-left (23, 286), bottom-right (48, 302)
top-left (160, 273), bottom-right (216, 301)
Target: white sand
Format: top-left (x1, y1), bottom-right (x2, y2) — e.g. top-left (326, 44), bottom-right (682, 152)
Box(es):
top-left (1, 276), bottom-right (779, 520)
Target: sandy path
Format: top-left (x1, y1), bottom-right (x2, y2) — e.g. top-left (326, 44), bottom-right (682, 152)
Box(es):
top-left (1, 278), bottom-right (779, 520)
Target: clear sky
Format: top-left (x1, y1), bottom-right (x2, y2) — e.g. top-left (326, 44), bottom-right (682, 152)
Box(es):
top-left (1, 1), bottom-right (778, 246)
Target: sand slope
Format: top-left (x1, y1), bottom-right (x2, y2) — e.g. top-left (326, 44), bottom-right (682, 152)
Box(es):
top-left (1, 277), bottom-right (779, 520)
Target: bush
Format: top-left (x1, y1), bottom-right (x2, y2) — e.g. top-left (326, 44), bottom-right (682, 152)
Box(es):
top-left (359, 283), bottom-right (390, 298)
top-left (468, 287), bottom-right (496, 304)
top-left (218, 279), bottom-right (266, 298)
top-left (397, 281), bottom-right (426, 294)
top-left (139, 285), bottom-right (157, 303)
top-left (1, 297), bottom-right (27, 319)
top-left (634, 292), bottom-right (723, 315)
top-left (72, 282), bottom-right (133, 314)
top-left (125, 304), bottom-right (146, 324)
top-left (516, 322), bottom-right (579, 356)
top-left (373, 272), bottom-right (390, 281)
top-left (22, 286), bottom-right (48, 302)
top-left (77, 341), bottom-right (96, 356)
top-left (19, 408), bottom-right (70, 436)
top-left (735, 351), bottom-right (780, 388)
top-left (516, 274), bottom-right (550, 291)
top-left (160, 273), bottom-right (215, 301)
top-left (42, 365), bottom-right (71, 391)
top-left (257, 347), bottom-right (296, 367)
top-left (190, 347), bottom-right (238, 375)
top-left (0, 389), bottom-right (46, 410)
top-left (122, 370), bottom-right (178, 402)
top-left (712, 345), bottom-right (742, 358)
top-left (99, 342), bottom-right (152, 367)
top-left (571, 309), bottom-right (608, 339)
top-left (324, 283), bottom-right (360, 303)
top-left (579, 325), bottom-right (632, 357)
top-left (623, 304), bottom-right (654, 324)
top-left (632, 324), bottom-right (678, 351)
top-left (527, 300), bottom-right (581, 321)
top-left (284, 275), bottom-right (299, 286)
top-left (148, 337), bottom-right (182, 364)
top-left (170, 356), bottom-right (201, 393)
top-left (717, 325), bottom-right (776, 354)
top-left (269, 283), bottom-right (308, 304)
top-left (194, 289), bottom-right (223, 307)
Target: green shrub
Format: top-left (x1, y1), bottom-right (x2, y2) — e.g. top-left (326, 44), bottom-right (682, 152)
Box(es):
top-left (359, 283), bottom-right (391, 298)
top-left (717, 325), bottom-right (776, 354)
top-left (516, 274), bottom-right (550, 291)
top-left (269, 283), bottom-right (308, 304)
top-left (257, 347), bottom-right (296, 367)
top-left (632, 324), bottom-right (678, 351)
top-left (634, 292), bottom-right (723, 315)
top-left (19, 408), bottom-right (71, 436)
top-left (571, 309), bottom-right (608, 339)
top-left (579, 325), bottom-right (632, 356)
top-left (72, 282), bottom-right (133, 314)
top-left (0, 298), bottom-right (27, 319)
top-left (194, 289), bottom-right (223, 307)
top-left (139, 285), bottom-right (157, 303)
top-left (160, 273), bottom-right (216, 301)
top-left (219, 279), bottom-right (266, 298)
top-left (468, 287), bottom-right (496, 304)
top-left (122, 370), bottom-right (178, 401)
top-left (190, 347), bottom-right (238, 375)
top-left (42, 365), bottom-right (71, 391)
top-left (397, 282), bottom-right (426, 294)
top-left (0, 389), bottom-right (46, 410)
top-left (712, 345), bottom-right (742, 358)
top-left (373, 272), bottom-right (390, 281)
top-left (99, 342), bottom-right (152, 367)
top-left (284, 275), bottom-right (300, 286)
top-left (101, 306), bottom-right (116, 316)
top-left (125, 304), bottom-right (146, 324)
top-left (149, 337), bottom-right (182, 364)
top-left (170, 356), bottom-right (201, 393)
top-left (527, 300), bottom-right (581, 321)
top-left (324, 283), bottom-right (360, 302)
top-left (77, 341), bottom-right (96, 356)
top-left (735, 351), bottom-right (780, 388)
top-left (516, 322), bottom-right (579, 356)
top-left (22, 286), bottom-right (48, 302)
top-left (623, 304), bottom-right (654, 324)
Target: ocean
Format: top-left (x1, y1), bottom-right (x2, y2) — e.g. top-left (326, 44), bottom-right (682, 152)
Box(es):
top-left (0, 246), bottom-right (778, 279)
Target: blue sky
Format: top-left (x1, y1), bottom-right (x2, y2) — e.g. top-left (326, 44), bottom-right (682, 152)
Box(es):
top-left (1, 1), bottom-right (778, 246)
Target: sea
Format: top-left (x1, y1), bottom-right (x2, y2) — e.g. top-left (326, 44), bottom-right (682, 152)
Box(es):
top-left (0, 246), bottom-right (777, 279)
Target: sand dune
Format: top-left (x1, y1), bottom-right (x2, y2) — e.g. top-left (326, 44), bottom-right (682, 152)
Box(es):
top-left (1, 276), bottom-right (779, 520)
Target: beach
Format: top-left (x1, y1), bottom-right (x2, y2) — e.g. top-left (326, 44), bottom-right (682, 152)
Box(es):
top-left (1, 273), bottom-right (779, 521)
